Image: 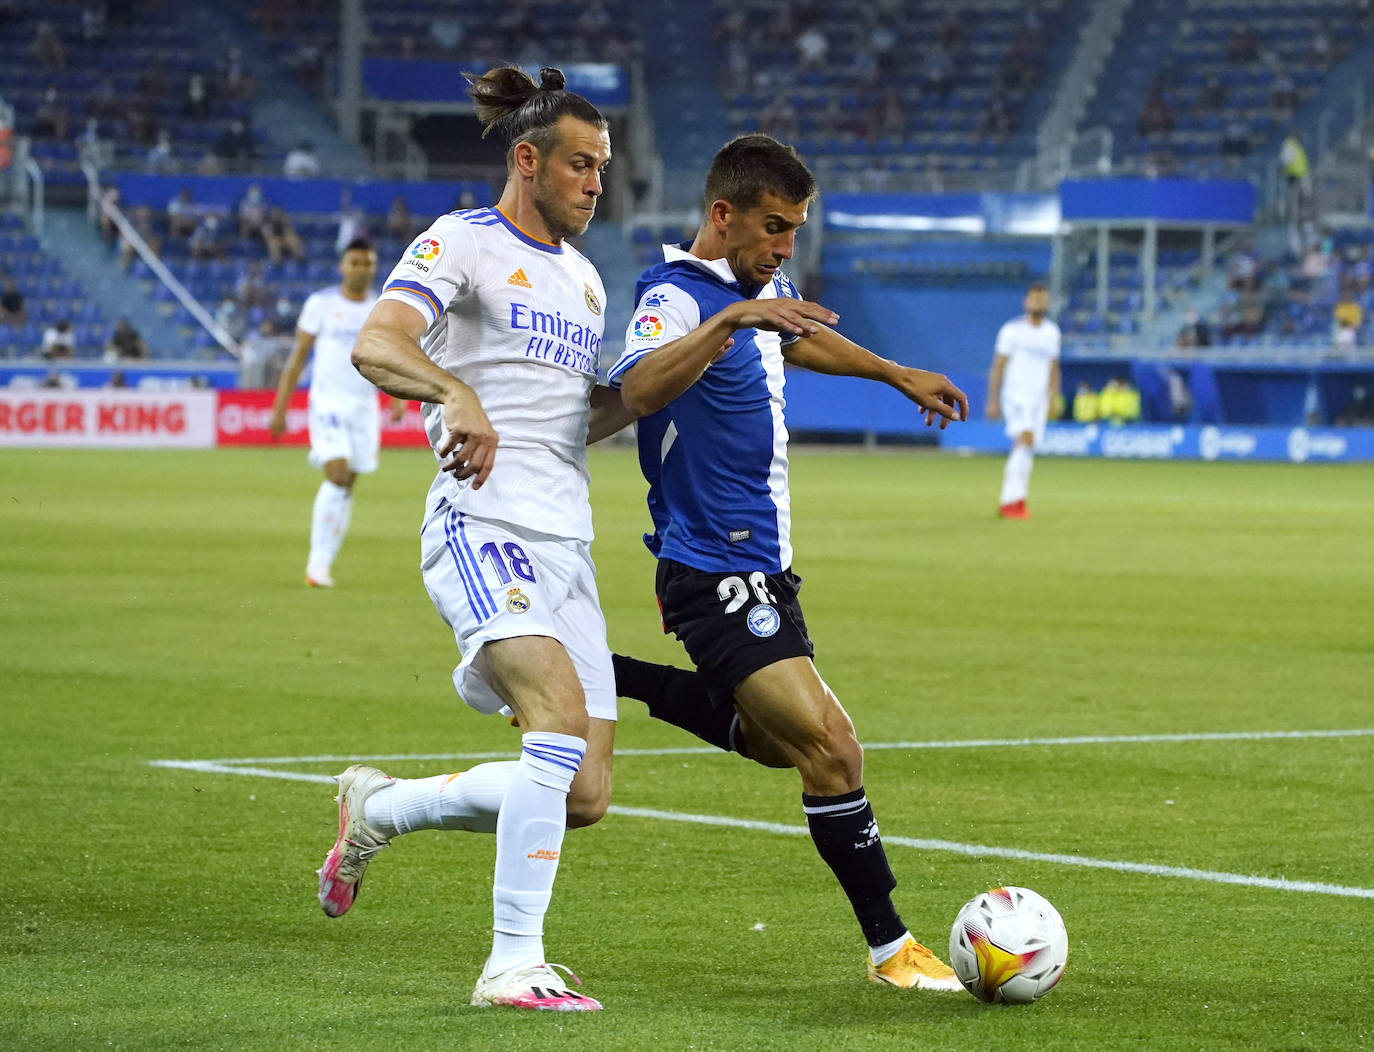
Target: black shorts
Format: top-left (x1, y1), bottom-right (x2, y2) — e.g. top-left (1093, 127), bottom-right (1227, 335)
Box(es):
top-left (655, 558), bottom-right (815, 704)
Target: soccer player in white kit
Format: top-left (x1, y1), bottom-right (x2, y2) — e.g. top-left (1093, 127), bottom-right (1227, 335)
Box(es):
top-left (312, 67), bottom-right (631, 1013)
top-left (269, 238), bottom-right (404, 586)
top-left (986, 283), bottom-right (1061, 519)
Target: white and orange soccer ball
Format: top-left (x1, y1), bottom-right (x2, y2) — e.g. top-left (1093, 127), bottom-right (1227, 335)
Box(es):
top-left (949, 886), bottom-right (1068, 1004)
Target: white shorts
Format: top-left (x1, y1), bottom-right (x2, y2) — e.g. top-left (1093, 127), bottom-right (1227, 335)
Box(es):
top-left (1001, 396), bottom-right (1049, 444)
top-left (419, 500), bottom-right (617, 722)
top-left (308, 401), bottom-right (380, 474)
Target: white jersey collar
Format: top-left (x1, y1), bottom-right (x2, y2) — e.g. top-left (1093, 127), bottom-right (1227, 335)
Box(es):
top-left (662, 242), bottom-right (743, 286)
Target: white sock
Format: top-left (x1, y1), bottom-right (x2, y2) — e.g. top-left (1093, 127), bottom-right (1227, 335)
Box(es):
top-left (361, 762), bottom-right (517, 837)
top-left (869, 930), bottom-right (913, 966)
top-left (307, 480), bottom-right (352, 574)
top-left (487, 731), bottom-right (585, 975)
top-left (1000, 445), bottom-right (1034, 505)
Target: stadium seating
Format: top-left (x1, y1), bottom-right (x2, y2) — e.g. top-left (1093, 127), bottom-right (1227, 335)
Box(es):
top-left (0, 214), bottom-right (108, 359)
top-left (1084, 0), bottom-right (1360, 178)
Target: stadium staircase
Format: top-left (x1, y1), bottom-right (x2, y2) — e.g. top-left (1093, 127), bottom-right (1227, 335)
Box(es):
top-left (635, 1), bottom-right (732, 210)
top-left (1026, 0), bottom-right (1133, 184)
top-left (1298, 30), bottom-right (1374, 216)
top-left (42, 208), bottom-right (185, 358)
top-left (179, 1), bottom-right (369, 179)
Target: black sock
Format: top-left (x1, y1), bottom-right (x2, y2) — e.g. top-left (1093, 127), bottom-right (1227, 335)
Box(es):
top-left (611, 653), bottom-right (748, 756)
top-left (802, 786), bottom-right (906, 948)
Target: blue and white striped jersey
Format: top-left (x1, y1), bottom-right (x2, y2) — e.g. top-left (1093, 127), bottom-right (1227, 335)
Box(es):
top-left (608, 244), bottom-right (802, 574)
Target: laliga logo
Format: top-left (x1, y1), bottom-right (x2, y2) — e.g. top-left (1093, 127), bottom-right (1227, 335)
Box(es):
top-left (634, 312), bottom-right (663, 340)
top-left (410, 238), bottom-right (441, 261)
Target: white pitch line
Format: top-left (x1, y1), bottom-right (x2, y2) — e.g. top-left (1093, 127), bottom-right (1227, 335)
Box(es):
top-left (608, 806), bottom-right (1374, 901)
top-left (154, 726), bottom-right (1374, 768)
top-left (147, 755), bottom-right (1374, 902)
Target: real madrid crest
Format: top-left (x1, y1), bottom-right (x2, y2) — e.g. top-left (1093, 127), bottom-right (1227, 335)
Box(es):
top-left (584, 284), bottom-right (602, 316)
top-left (506, 588), bottom-right (531, 614)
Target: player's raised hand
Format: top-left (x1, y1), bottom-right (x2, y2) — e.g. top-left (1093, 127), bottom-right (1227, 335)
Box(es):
top-left (437, 386), bottom-right (499, 488)
top-left (725, 298), bottom-right (838, 338)
top-left (895, 368), bottom-right (969, 430)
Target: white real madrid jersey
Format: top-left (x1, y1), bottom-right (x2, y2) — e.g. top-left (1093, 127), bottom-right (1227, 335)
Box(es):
top-left (995, 315), bottom-right (1061, 402)
top-left (378, 207), bottom-right (607, 541)
top-left (297, 286), bottom-right (380, 410)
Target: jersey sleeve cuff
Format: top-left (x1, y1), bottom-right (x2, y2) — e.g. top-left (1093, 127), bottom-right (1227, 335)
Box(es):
top-left (606, 346), bottom-right (655, 388)
top-left (380, 279), bottom-right (442, 325)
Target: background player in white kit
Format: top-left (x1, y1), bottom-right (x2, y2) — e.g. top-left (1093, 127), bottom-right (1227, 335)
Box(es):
top-left (986, 282), bottom-right (1061, 519)
top-left (312, 67), bottom-right (631, 1013)
top-left (269, 237), bottom-right (405, 586)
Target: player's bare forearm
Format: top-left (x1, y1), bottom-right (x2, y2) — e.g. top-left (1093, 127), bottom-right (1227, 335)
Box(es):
top-left (587, 384), bottom-right (636, 444)
top-left (786, 325), bottom-right (967, 425)
top-left (781, 324), bottom-right (896, 381)
top-left (617, 314), bottom-right (736, 416)
top-left (987, 355), bottom-right (1006, 418)
top-left (352, 321), bottom-right (459, 405)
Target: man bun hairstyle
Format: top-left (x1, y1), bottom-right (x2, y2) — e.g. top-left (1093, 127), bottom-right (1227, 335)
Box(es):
top-left (703, 134), bottom-right (816, 213)
top-left (465, 65), bottom-right (607, 165)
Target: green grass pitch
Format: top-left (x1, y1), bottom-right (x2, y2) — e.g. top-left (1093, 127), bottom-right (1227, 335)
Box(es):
top-left (2, 446), bottom-right (1372, 1050)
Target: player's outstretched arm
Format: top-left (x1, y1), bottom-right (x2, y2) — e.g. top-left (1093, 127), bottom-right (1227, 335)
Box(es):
top-left (987, 354), bottom-right (1007, 421)
top-left (268, 330), bottom-right (314, 440)
top-left (353, 300), bottom-right (498, 487)
top-left (782, 325), bottom-right (968, 428)
top-left (619, 298), bottom-right (836, 417)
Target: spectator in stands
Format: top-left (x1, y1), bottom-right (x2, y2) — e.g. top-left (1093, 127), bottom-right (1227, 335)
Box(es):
top-left (1333, 286), bottom-right (1362, 350)
top-left (121, 92), bottom-right (156, 148)
top-left (1198, 76), bottom-right (1227, 112)
top-left (237, 183), bottom-right (269, 241)
top-left (183, 73), bottom-right (213, 119)
top-left (385, 195), bottom-right (414, 241)
top-left (1270, 71), bottom-right (1298, 117)
top-left (1098, 376), bottom-right (1141, 426)
top-left (261, 207), bottom-right (305, 264)
top-left (41, 319), bottom-right (76, 360)
top-left (920, 44), bottom-right (954, 103)
top-left (104, 318), bottom-right (149, 361)
top-left (1225, 23), bottom-right (1259, 64)
top-left (283, 141), bottom-right (322, 179)
top-left (81, 2), bottom-right (106, 41)
top-left (34, 85), bottom-right (70, 141)
top-left (32, 20), bottom-right (65, 73)
top-left (429, 14), bottom-right (465, 53)
top-left (1071, 380), bottom-right (1098, 423)
top-left (119, 204), bottom-right (163, 268)
top-left (189, 213), bottom-right (227, 260)
top-left (876, 87), bottom-right (907, 141)
top-left (1228, 240), bottom-right (1261, 292)
top-left (1279, 130), bottom-right (1311, 220)
top-left (1335, 385), bottom-right (1374, 426)
top-left (167, 188), bottom-right (198, 239)
top-left (240, 316), bottom-right (291, 388)
top-left (88, 75), bottom-right (119, 121)
top-left (213, 119), bottom-right (257, 168)
top-left (236, 260), bottom-right (273, 310)
top-left (0, 275), bottom-right (25, 325)
top-left (978, 95), bottom-right (1014, 140)
top-left (1309, 23), bottom-right (1334, 67)
top-left (795, 22), bottom-right (829, 72)
top-left (936, 12), bottom-right (965, 55)
top-left (76, 118), bottom-right (107, 169)
top-left (146, 129), bottom-right (178, 175)
top-left (577, 0), bottom-right (612, 38)
top-left (1220, 120), bottom-right (1251, 161)
top-left (1174, 308), bottom-right (1212, 349)
top-left (1138, 87), bottom-right (1174, 137)
top-left (217, 45), bottom-right (255, 104)
top-left (284, 42), bottom-right (324, 94)
top-left (41, 368), bottom-right (76, 389)
top-left (334, 188), bottom-right (367, 254)
top-left (215, 298), bottom-right (246, 343)
top-left (105, 370), bottom-right (128, 389)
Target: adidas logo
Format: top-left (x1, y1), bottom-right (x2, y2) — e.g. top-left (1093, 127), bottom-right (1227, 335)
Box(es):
top-left (507, 268), bottom-right (532, 288)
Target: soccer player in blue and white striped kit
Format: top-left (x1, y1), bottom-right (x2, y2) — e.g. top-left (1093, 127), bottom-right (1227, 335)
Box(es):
top-left (609, 135), bottom-right (970, 991)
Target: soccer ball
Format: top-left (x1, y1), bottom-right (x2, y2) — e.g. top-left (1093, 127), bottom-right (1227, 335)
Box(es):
top-left (949, 886), bottom-right (1068, 1004)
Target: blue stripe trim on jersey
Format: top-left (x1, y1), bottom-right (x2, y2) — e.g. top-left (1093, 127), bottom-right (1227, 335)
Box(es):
top-left (492, 208), bottom-right (564, 255)
top-left (442, 509), bottom-right (488, 622)
top-left (522, 745), bottom-right (583, 774)
top-left (382, 279), bottom-right (442, 322)
top-left (456, 513), bottom-right (497, 614)
top-left (606, 346), bottom-right (654, 386)
top-left (452, 207), bottom-right (496, 221)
